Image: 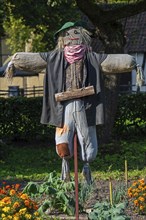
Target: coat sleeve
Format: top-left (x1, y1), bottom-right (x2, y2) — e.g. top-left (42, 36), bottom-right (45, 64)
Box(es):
top-left (5, 52), bottom-right (47, 79)
top-left (100, 54), bottom-right (136, 74)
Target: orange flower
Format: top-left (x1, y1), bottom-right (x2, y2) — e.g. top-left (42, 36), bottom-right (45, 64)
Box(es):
top-left (5, 185), bottom-right (11, 190)
top-left (33, 204), bottom-right (38, 210)
top-left (13, 201), bottom-right (20, 209)
top-left (140, 205), bottom-right (144, 210)
top-left (134, 200), bottom-right (139, 206)
top-left (133, 193), bottom-right (138, 197)
top-left (128, 187), bottom-right (132, 193)
top-left (24, 199), bottom-right (30, 207)
top-left (0, 188), bottom-right (6, 194)
top-left (138, 179), bottom-right (145, 184)
top-left (20, 193), bottom-right (28, 200)
top-left (128, 192), bottom-right (133, 198)
top-left (9, 189), bottom-right (16, 196)
top-left (132, 181), bottom-right (138, 187)
top-left (2, 196), bottom-right (11, 204)
top-left (138, 196), bottom-right (145, 202)
top-left (138, 185), bottom-right (143, 190)
top-left (15, 184), bottom-right (20, 190)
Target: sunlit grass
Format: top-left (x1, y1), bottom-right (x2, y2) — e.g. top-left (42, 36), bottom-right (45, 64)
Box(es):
top-left (0, 138), bottom-right (146, 182)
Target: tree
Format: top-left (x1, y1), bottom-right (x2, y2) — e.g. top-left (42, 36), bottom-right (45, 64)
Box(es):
top-left (75, 0), bottom-right (146, 143)
top-left (3, 0), bottom-right (80, 51)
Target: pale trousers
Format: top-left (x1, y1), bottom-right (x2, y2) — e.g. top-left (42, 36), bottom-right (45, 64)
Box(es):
top-left (55, 99), bottom-right (98, 181)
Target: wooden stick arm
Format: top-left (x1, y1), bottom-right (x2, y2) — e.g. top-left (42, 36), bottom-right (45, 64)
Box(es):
top-left (5, 52), bottom-right (47, 79)
top-left (101, 54), bottom-right (136, 74)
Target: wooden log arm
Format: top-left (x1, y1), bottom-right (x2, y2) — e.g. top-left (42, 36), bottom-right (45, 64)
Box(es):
top-left (100, 54), bottom-right (136, 74)
top-left (5, 52), bottom-right (47, 79)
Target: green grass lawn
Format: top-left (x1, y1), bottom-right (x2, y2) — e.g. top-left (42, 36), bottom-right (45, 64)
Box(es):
top-left (0, 138), bottom-right (146, 182)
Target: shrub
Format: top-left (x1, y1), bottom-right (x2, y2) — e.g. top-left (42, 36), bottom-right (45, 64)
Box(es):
top-left (1, 93), bottom-right (146, 141)
top-left (114, 93), bottom-right (146, 139)
top-left (0, 97), bottom-right (55, 141)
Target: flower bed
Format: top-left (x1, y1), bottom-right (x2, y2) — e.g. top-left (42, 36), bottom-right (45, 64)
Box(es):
top-left (0, 182), bottom-right (41, 220)
top-left (128, 179), bottom-right (146, 214)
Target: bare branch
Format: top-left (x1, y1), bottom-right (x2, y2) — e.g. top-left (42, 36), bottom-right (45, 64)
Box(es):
top-left (102, 0), bottom-right (146, 23)
top-left (76, 0), bottom-right (103, 25)
top-left (76, 0), bottom-right (146, 24)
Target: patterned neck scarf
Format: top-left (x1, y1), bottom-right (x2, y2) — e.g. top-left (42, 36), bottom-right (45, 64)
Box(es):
top-left (64, 45), bottom-right (87, 64)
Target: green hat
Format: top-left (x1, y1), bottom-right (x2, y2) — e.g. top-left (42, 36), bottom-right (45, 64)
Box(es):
top-left (54, 21), bottom-right (91, 40)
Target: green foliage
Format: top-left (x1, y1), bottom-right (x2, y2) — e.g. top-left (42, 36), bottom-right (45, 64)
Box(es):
top-left (0, 140), bottom-right (7, 160)
top-left (94, 0), bottom-right (140, 3)
top-left (0, 140), bottom-right (61, 180)
top-left (3, 15), bottom-right (30, 53)
top-left (0, 0), bottom-right (143, 53)
top-left (114, 93), bottom-right (146, 139)
top-left (1, 94), bottom-right (146, 179)
top-left (88, 202), bottom-right (130, 220)
top-left (1, 137), bottom-right (146, 181)
top-left (22, 171), bottom-right (95, 216)
top-left (3, 0), bottom-right (81, 52)
top-left (112, 183), bottom-right (127, 205)
top-left (1, 93), bottom-right (146, 141)
top-left (23, 171), bottom-right (75, 216)
top-left (0, 0), bottom-right (5, 36)
top-left (3, 15), bottom-right (48, 53)
top-left (0, 97), bottom-right (55, 141)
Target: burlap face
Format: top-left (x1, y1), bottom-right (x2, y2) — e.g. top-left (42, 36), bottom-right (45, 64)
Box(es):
top-left (63, 27), bottom-right (92, 46)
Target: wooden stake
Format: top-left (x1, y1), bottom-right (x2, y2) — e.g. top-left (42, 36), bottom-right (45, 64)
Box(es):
top-left (109, 181), bottom-right (113, 206)
top-left (74, 133), bottom-right (79, 220)
top-left (125, 159), bottom-right (128, 187)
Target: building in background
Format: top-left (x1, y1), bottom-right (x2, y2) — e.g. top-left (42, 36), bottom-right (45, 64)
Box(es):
top-left (124, 11), bottom-right (146, 92)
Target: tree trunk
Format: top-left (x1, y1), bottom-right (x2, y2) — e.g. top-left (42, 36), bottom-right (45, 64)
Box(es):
top-left (96, 22), bottom-right (125, 144)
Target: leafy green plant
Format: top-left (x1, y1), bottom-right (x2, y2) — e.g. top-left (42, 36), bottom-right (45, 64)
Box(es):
top-left (112, 183), bottom-right (127, 205)
top-left (22, 171), bottom-right (96, 217)
top-left (88, 202), bottom-right (130, 220)
top-left (23, 171), bottom-right (75, 216)
top-left (79, 180), bottom-right (96, 205)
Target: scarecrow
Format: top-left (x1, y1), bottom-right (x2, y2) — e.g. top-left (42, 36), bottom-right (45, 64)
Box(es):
top-left (5, 21), bottom-right (141, 184)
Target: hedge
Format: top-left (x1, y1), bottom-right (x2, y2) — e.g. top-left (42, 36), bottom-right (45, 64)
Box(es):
top-left (114, 93), bottom-right (146, 139)
top-left (0, 96), bottom-right (55, 141)
top-left (0, 94), bottom-right (146, 141)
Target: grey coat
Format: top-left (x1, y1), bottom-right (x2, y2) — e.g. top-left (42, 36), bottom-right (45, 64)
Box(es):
top-left (40, 50), bottom-right (107, 127)
top-left (5, 51), bottom-right (136, 128)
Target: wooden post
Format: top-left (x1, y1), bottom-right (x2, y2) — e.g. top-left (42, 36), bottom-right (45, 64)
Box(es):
top-left (125, 159), bottom-right (128, 188)
top-left (33, 85), bottom-right (35, 97)
top-left (74, 133), bottom-right (79, 220)
top-left (109, 181), bottom-right (113, 206)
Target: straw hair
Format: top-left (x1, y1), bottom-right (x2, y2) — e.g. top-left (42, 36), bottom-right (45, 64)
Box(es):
top-left (55, 27), bottom-right (92, 50)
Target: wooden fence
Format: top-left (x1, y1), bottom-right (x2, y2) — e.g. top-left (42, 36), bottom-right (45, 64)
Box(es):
top-left (0, 86), bottom-right (43, 98)
top-left (0, 84), bottom-right (145, 98)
